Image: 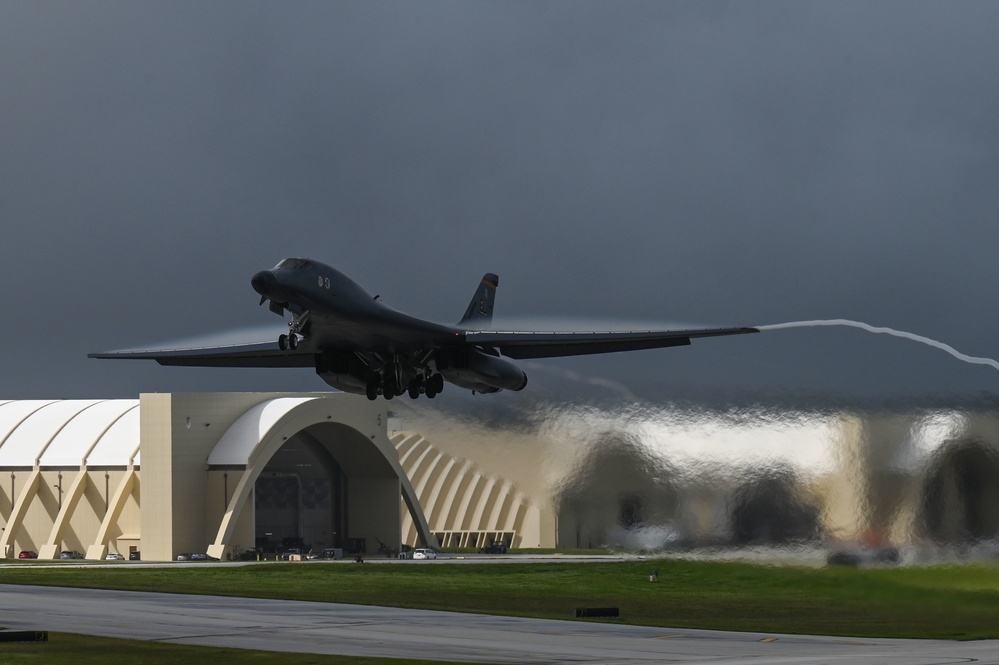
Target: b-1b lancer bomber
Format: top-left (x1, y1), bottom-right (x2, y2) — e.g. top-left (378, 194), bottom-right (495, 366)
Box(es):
top-left (90, 258), bottom-right (758, 400)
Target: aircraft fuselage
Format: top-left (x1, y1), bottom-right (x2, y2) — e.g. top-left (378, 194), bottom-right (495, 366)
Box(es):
top-left (91, 258), bottom-right (758, 401)
top-left (251, 258), bottom-right (526, 398)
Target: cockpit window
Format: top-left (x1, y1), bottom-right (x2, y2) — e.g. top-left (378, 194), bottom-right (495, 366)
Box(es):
top-left (275, 258), bottom-right (311, 270)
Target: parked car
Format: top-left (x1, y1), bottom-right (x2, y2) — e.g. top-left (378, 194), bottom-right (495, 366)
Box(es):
top-left (177, 552), bottom-right (219, 561)
top-left (129, 551), bottom-right (141, 561)
top-left (189, 553), bottom-right (219, 561)
top-left (480, 540), bottom-right (509, 554)
top-left (18, 550), bottom-right (38, 559)
top-left (412, 548), bottom-right (437, 560)
top-left (59, 550), bottom-right (84, 559)
top-left (236, 547), bottom-right (261, 561)
top-left (105, 552), bottom-right (124, 560)
top-left (280, 548), bottom-right (302, 561)
top-left (826, 546), bottom-right (900, 568)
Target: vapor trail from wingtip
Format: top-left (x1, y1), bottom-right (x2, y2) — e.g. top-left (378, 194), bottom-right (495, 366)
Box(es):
top-left (758, 319), bottom-right (999, 373)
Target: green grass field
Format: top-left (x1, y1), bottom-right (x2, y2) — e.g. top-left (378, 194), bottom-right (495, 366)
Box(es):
top-left (5, 558), bottom-right (999, 640)
top-left (0, 632), bottom-right (479, 665)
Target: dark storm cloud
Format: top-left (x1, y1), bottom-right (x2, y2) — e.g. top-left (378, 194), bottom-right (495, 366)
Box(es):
top-left (3, 1), bottom-right (999, 401)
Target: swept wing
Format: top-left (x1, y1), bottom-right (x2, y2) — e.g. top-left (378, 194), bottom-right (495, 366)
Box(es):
top-left (88, 341), bottom-right (314, 368)
top-left (89, 326), bottom-right (759, 366)
top-left (464, 327), bottom-right (758, 359)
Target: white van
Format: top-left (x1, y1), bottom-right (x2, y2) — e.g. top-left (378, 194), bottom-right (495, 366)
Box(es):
top-left (412, 548), bottom-right (437, 560)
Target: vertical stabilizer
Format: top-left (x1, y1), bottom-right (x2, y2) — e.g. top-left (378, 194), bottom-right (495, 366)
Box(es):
top-left (458, 273), bottom-right (498, 327)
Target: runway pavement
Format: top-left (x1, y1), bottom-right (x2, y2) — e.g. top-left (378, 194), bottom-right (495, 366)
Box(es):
top-left (2, 584), bottom-right (998, 664)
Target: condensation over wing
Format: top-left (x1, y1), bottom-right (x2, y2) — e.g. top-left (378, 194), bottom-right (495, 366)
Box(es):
top-left (462, 327), bottom-right (759, 359)
top-left (87, 341), bottom-right (315, 368)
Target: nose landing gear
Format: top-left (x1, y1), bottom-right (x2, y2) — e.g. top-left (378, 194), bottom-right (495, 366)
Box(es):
top-left (277, 311), bottom-right (310, 350)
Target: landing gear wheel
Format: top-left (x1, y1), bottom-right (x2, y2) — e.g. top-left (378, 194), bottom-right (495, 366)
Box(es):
top-left (408, 379), bottom-right (421, 399)
top-left (431, 373), bottom-right (444, 394)
top-left (278, 334), bottom-right (289, 350)
top-left (288, 333), bottom-right (298, 350)
top-left (365, 378), bottom-right (379, 401)
top-left (383, 375), bottom-right (397, 400)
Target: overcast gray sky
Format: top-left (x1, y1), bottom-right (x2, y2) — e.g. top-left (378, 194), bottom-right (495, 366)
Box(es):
top-left (3, 1), bottom-right (999, 408)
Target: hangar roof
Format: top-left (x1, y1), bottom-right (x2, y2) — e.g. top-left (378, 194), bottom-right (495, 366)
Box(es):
top-left (207, 396), bottom-right (317, 466)
top-left (86, 406), bottom-right (141, 467)
top-left (0, 399), bottom-right (140, 468)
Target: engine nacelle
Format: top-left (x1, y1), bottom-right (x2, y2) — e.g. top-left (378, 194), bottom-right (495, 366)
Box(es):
top-left (435, 346), bottom-right (528, 394)
top-left (314, 351), bottom-right (370, 395)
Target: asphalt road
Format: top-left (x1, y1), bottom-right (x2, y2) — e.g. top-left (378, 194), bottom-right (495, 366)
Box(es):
top-left (2, 584), bottom-right (999, 664)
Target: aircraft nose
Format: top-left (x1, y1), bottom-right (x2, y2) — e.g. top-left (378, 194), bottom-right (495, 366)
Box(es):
top-left (251, 270), bottom-right (277, 296)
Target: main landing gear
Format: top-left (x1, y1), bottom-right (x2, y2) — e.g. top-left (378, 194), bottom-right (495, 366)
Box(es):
top-left (365, 372), bottom-right (444, 401)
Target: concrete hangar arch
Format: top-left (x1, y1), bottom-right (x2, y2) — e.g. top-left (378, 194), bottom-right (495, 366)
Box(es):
top-left (0, 393), bottom-right (435, 561)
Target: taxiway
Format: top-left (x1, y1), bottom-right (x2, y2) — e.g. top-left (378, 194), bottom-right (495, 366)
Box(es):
top-left (2, 584), bottom-right (998, 664)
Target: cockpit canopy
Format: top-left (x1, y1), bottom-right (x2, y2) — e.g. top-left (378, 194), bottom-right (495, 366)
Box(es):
top-left (275, 258), bottom-right (311, 270)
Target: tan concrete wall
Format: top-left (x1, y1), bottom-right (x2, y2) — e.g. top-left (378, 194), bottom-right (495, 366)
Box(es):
top-left (139, 393), bottom-right (173, 560)
top-left (108, 470), bottom-right (141, 555)
top-left (2, 393), bottom-right (429, 561)
top-left (393, 433), bottom-right (554, 548)
top-left (206, 468), bottom-right (255, 558)
top-left (141, 392), bottom-right (293, 560)
top-left (21, 472), bottom-right (57, 552)
top-left (0, 473), bottom-right (12, 534)
top-left (2, 470), bottom-right (31, 553)
top-left (48, 469), bottom-right (103, 554)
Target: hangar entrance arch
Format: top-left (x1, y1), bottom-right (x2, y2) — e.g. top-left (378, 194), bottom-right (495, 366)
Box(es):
top-left (253, 430), bottom-right (347, 554)
top-left (252, 422), bottom-right (408, 555)
top-left (919, 438), bottom-right (999, 543)
top-left (201, 396), bottom-right (434, 561)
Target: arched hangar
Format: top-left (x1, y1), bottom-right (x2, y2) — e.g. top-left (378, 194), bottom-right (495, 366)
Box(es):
top-left (0, 393), bottom-right (434, 561)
